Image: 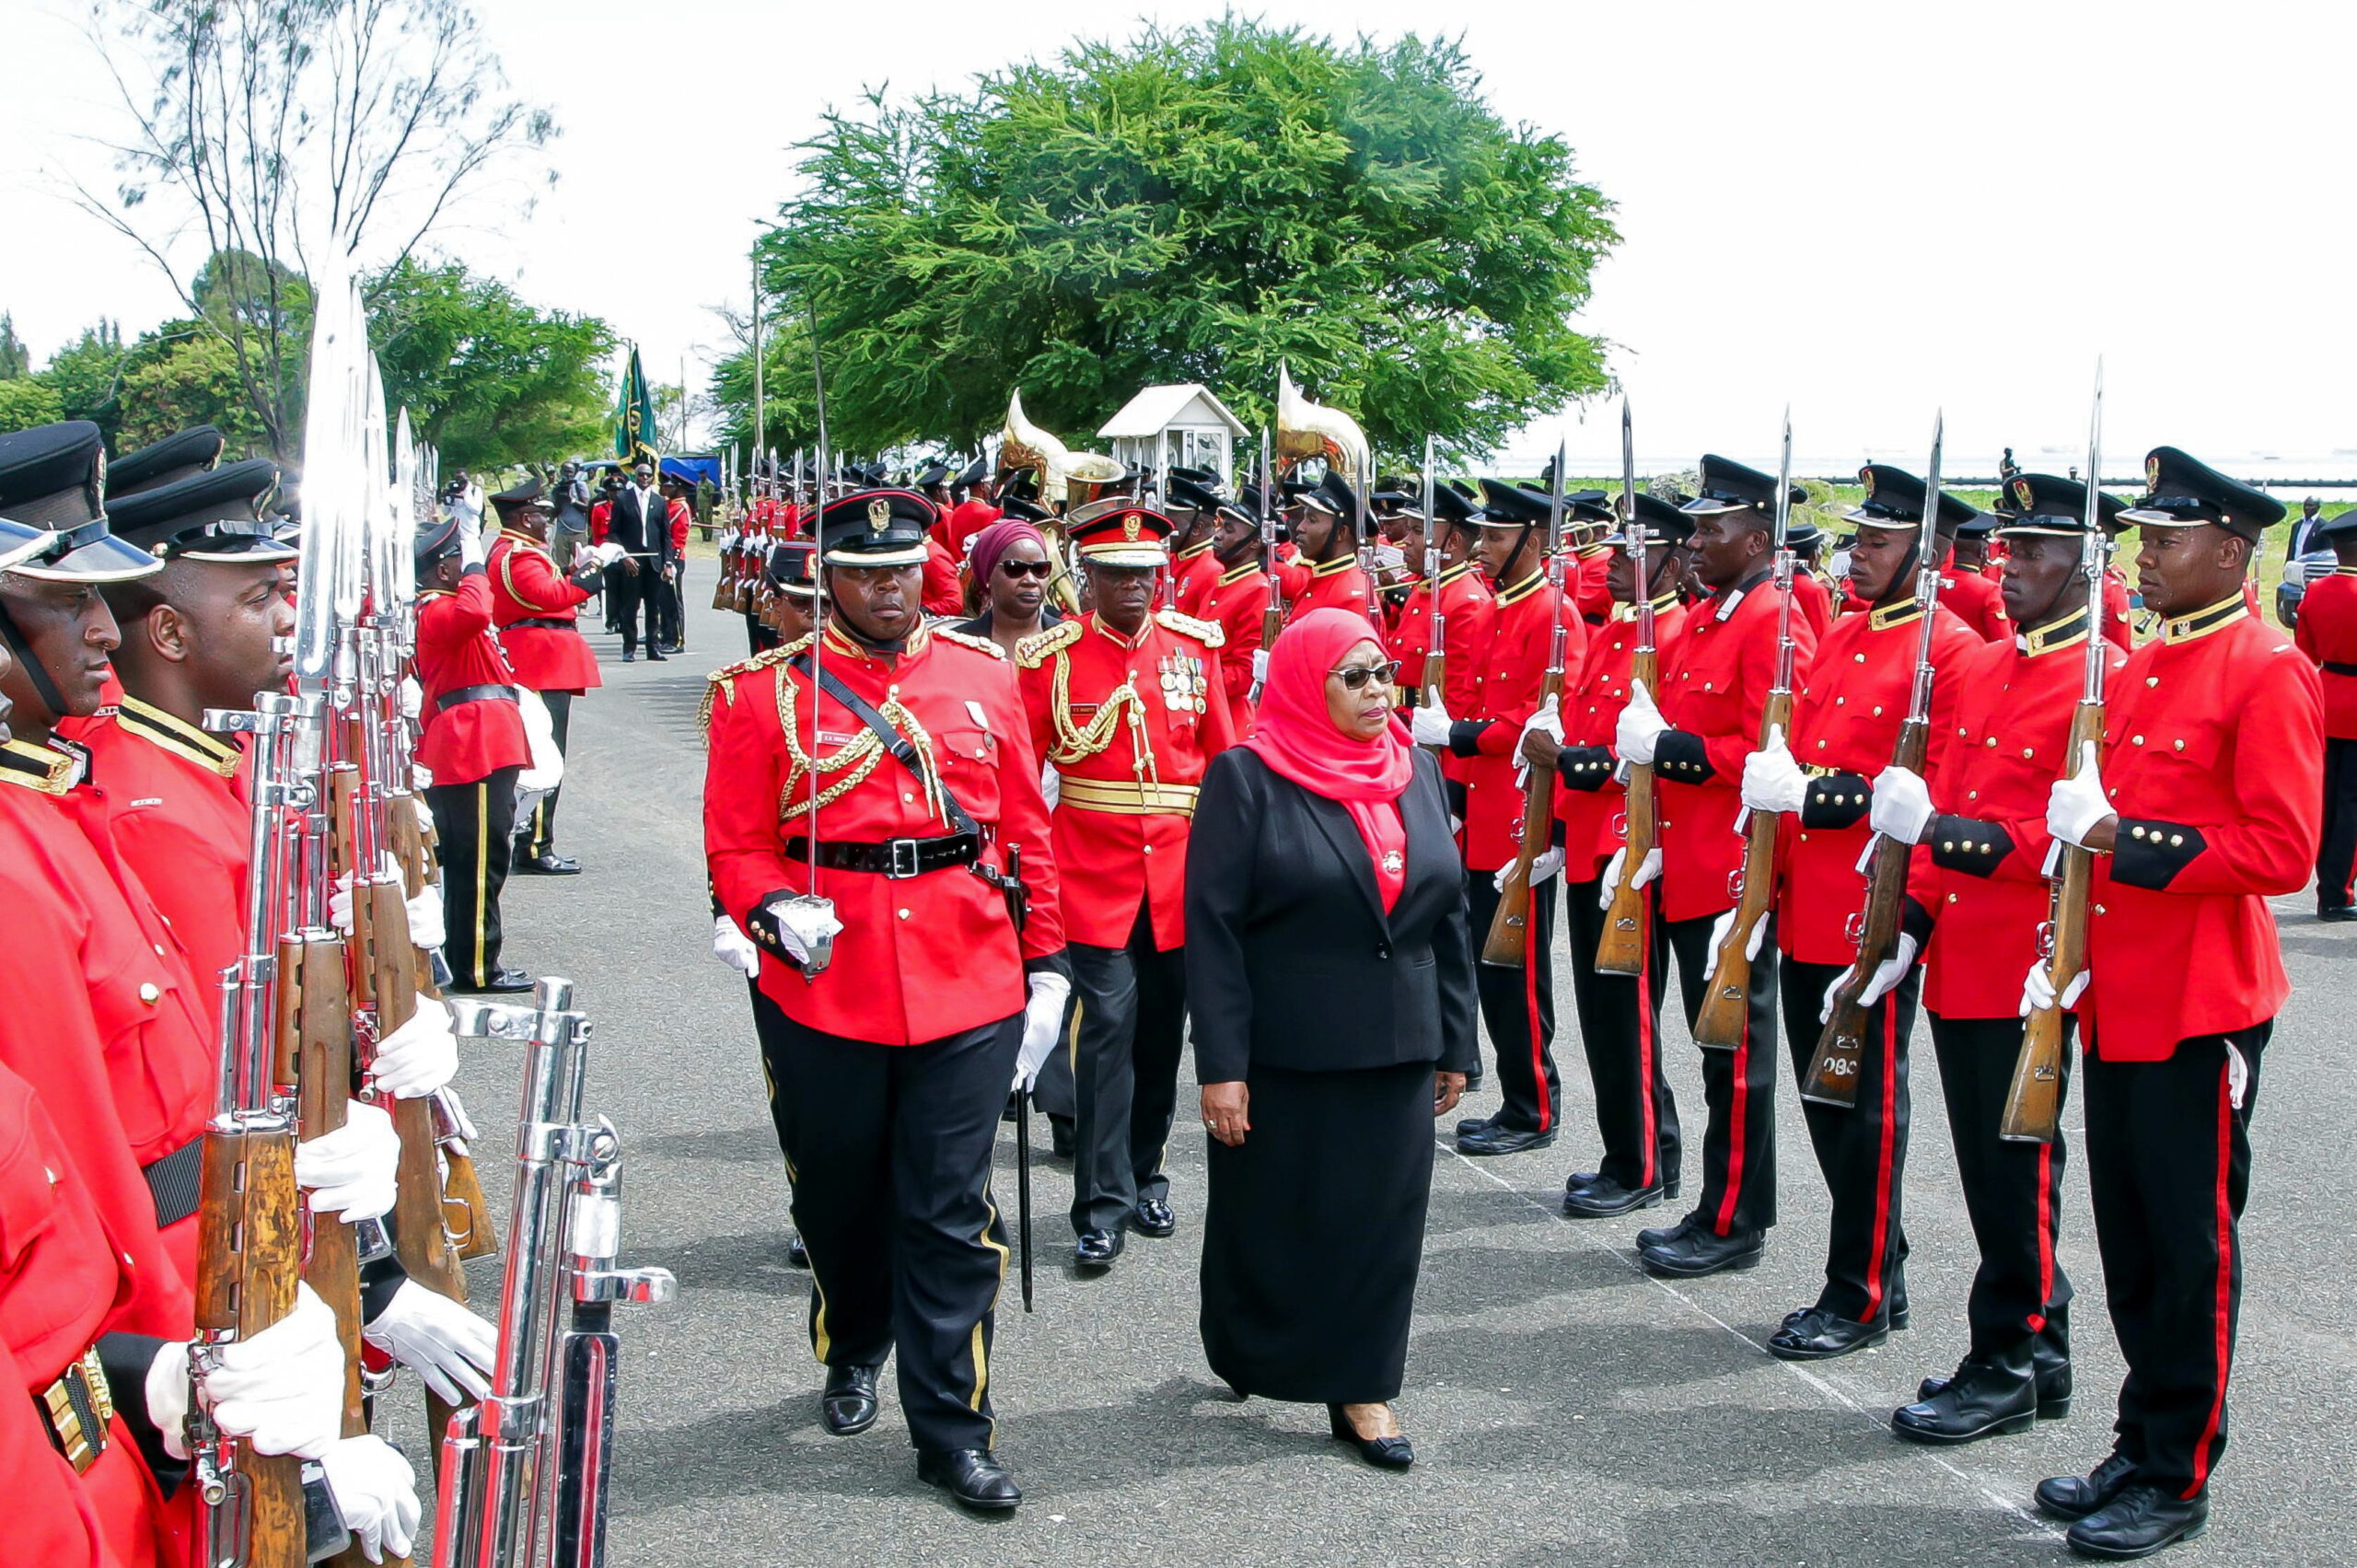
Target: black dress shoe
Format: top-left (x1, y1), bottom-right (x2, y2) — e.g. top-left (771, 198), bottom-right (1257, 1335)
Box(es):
top-left (1634, 1213), bottom-right (1694, 1252)
top-left (1639, 1225), bottom-right (1763, 1279)
top-left (1921, 1344), bottom-right (2072, 1419)
top-left (1563, 1175), bottom-right (1666, 1219)
top-left (621, 650), bottom-right (635, 663)
top-left (916, 1447), bottom-right (1022, 1512)
top-left (1768, 1305), bottom-right (1888, 1361)
top-left (645, 651), bottom-right (668, 662)
top-left (517, 853), bottom-right (582, 876)
top-left (454, 967), bottom-right (536, 994)
top-left (1456, 1122), bottom-right (1556, 1156)
top-left (785, 1232), bottom-right (809, 1269)
top-left (2038, 1450), bottom-right (2142, 1520)
top-left (1455, 1113), bottom-right (1497, 1138)
top-left (820, 1365), bottom-right (880, 1436)
top-left (1049, 1118), bottom-right (1074, 1160)
top-left (1327, 1405), bottom-right (1413, 1469)
top-left (1132, 1198), bottom-right (1176, 1237)
top-left (2320, 905), bottom-right (2357, 923)
top-left (1074, 1229), bottom-right (1124, 1270)
top-left (1892, 1345), bottom-right (2036, 1445)
top-left (2066, 1484), bottom-right (2207, 1559)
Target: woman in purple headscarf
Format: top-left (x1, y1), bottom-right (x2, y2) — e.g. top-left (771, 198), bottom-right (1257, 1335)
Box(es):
top-left (954, 516), bottom-right (1065, 660)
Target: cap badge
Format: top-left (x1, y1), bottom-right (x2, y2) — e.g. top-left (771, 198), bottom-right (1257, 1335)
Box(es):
top-left (1861, 468), bottom-right (1877, 499)
top-left (867, 498), bottom-right (891, 533)
top-left (2014, 479), bottom-right (2033, 510)
top-left (1122, 515), bottom-right (1142, 541)
top-left (2145, 454), bottom-right (2162, 490)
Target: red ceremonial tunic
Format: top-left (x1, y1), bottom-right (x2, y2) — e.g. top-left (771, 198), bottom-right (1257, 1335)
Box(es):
top-left (1016, 610), bottom-right (1235, 950)
top-left (1169, 543), bottom-right (1221, 618)
top-left (1775, 598), bottom-right (1980, 965)
top-left (922, 536), bottom-right (966, 616)
top-left (1913, 614), bottom-right (2127, 1019)
top-left (489, 535), bottom-right (603, 694)
top-left (1655, 578), bottom-right (1818, 923)
top-left (1387, 563), bottom-right (1496, 720)
top-left (2083, 603), bottom-right (2321, 1058)
top-left (1279, 555), bottom-right (1377, 627)
top-left (1793, 570), bottom-right (1834, 638)
top-left (1195, 562), bottom-right (1270, 735)
top-left (1452, 572), bottom-right (1571, 873)
top-left (78, 700), bottom-right (251, 991)
top-left (938, 498), bottom-right (1002, 560)
top-left (1941, 560), bottom-right (2010, 642)
top-left (587, 499), bottom-right (610, 548)
top-left (667, 497), bottom-right (692, 556)
top-left (2101, 569), bottom-right (2134, 651)
top-left (1555, 597), bottom-right (1689, 879)
top-left (2294, 567), bottom-right (2357, 738)
top-left (702, 622), bottom-right (1064, 1044)
top-left (414, 568), bottom-right (530, 786)
top-left (0, 740), bottom-right (204, 1334)
top-left (1570, 545), bottom-right (1614, 624)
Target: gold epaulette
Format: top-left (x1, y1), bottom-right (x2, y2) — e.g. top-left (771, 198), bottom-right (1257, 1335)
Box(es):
top-left (931, 627), bottom-right (1008, 660)
top-left (1154, 607), bottom-right (1225, 648)
top-left (1014, 620), bottom-right (1084, 669)
top-left (698, 637), bottom-right (812, 735)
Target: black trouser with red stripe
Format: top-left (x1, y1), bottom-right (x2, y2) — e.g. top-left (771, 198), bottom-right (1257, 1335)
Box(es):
top-left (1929, 1012), bottom-right (2073, 1355)
top-left (750, 989), bottom-right (1020, 1455)
top-left (424, 765), bottom-right (519, 989)
top-left (1067, 899), bottom-right (1188, 1237)
top-left (1665, 912), bottom-right (1778, 1236)
top-left (2316, 737), bottom-right (2357, 913)
top-left (1780, 958), bottom-right (1912, 1323)
top-left (1465, 871), bottom-right (1559, 1133)
top-left (2082, 1024), bottom-right (2266, 1499)
top-left (1562, 876), bottom-right (1680, 1193)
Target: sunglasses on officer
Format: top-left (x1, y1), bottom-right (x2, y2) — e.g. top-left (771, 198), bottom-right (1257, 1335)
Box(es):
top-left (1329, 659), bottom-right (1401, 691)
top-left (997, 558), bottom-right (1053, 579)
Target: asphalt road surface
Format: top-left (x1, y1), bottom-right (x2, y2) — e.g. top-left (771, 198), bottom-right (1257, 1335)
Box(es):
top-left (398, 587), bottom-right (2357, 1566)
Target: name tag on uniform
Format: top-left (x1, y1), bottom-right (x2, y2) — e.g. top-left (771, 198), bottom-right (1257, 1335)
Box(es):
top-left (819, 729), bottom-right (860, 747)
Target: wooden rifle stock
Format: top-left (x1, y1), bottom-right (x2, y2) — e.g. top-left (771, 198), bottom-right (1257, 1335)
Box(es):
top-left (1801, 714), bottom-right (1931, 1107)
top-left (1481, 666), bottom-right (1566, 967)
top-left (387, 797), bottom-right (495, 1260)
top-left (2001, 697), bottom-right (2104, 1142)
top-left (1694, 687), bottom-right (1793, 1048)
top-left (291, 934), bottom-right (367, 1440)
top-left (1596, 646), bottom-right (1661, 976)
top-left (194, 1121), bottom-right (308, 1568)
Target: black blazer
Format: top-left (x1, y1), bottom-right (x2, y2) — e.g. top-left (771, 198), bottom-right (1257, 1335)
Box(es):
top-left (607, 487), bottom-right (673, 560)
top-left (1185, 746), bottom-right (1480, 1084)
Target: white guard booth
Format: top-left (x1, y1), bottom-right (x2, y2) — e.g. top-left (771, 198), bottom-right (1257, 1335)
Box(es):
top-left (1097, 383), bottom-right (1248, 486)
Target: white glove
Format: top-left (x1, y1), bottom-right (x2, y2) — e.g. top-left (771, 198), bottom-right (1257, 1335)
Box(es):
top-left (1614, 679), bottom-right (1667, 765)
top-left (1709, 904), bottom-right (1768, 966)
top-left (1408, 692), bottom-right (1457, 748)
top-left (2019, 959), bottom-right (2090, 1016)
top-left (144, 1341), bottom-right (194, 1462)
top-left (1817, 932), bottom-right (1921, 1023)
top-left (295, 1100), bottom-right (398, 1222)
top-left (404, 881), bottom-right (445, 950)
top-left (371, 998), bottom-right (458, 1099)
top-left (200, 1285), bottom-right (343, 1458)
top-left (713, 913), bottom-right (761, 977)
top-left (1596, 845), bottom-right (1661, 908)
top-left (1869, 764), bottom-right (1935, 845)
top-left (398, 677), bottom-right (423, 723)
top-left (1013, 970), bottom-right (1073, 1092)
top-left (411, 793), bottom-right (435, 830)
top-left (1498, 843), bottom-right (1565, 892)
top-left (1250, 649), bottom-right (1271, 686)
top-left (1040, 764), bottom-right (1061, 810)
top-left (2225, 1040), bottom-right (2249, 1109)
top-left (1740, 725), bottom-right (1809, 815)
top-left (592, 541), bottom-right (629, 567)
top-left (1521, 691), bottom-right (1563, 748)
top-left (362, 1280), bottom-right (496, 1404)
top-left (760, 893), bottom-right (843, 967)
top-left (319, 1434), bottom-right (421, 1565)
top-left (2047, 743), bottom-right (2116, 849)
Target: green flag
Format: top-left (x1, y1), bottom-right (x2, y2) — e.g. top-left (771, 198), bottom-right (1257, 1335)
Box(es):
top-left (614, 345), bottom-right (658, 466)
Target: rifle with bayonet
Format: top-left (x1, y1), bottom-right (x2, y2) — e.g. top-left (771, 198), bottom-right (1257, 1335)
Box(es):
top-left (1597, 400), bottom-right (1655, 976)
top-left (2003, 366), bottom-right (2108, 1143)
top-left (1416, 437), bottom-right (1445, 703)
top-left (1481, 438), bottom-right (1572, 967)
top-left (1801, 412), bottom-right (1951, 1108)
top-left (1252, 430), bottom-right (1282, 702)
top-left (1694, 412), bottom-right (1798, 1048)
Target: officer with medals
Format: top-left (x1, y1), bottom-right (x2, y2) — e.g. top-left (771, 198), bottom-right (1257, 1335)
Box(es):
top-left (702, 487), bottom-right (1068, 1512)
top-left (1013, 501), bottom-right (1235, 1270)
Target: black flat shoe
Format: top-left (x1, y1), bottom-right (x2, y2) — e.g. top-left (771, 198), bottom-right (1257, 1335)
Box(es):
top-left (820, 1365), bottom-right (880, 1436)
top-left (1920, 1349), bottom-right (2072, 1420)
top-left (454, 967), bottom-right (536, 994)
top-left (1562, 1175), bottom-right (1666, 1219)
top-left (1892, 1346), bottom-right (2036, 1445)
top-left (917, 1446), bottom-right (1022, 1512)
top-left (2066, 1483), bottom-right (2207, 1559)
top-left (515, 854), bottom-right (581, 876)
top-left (1328, 1404), bottom-right (1413, 1469)
top-left (1456, 1113), bottom-right (1497, 1138)
top-left (1074, 1229), bottom-right (1124, 1271)
top-left (1634, 1214), bottom-right (1695, 1252)
top-left (2038, 1450), bottom-right (2141, 1520)
top-left (1768, 1305), bottom-right (1888, 1361)
top-left (1132, 1198), bottom-right (1176, 1237)
top-left (1639, 1225), bottom-right (1763, 1279)
top-left (1456, 1122), bottom-right (1556, 1157)
top-left (645, 652), bottom-right (668, 662)
top-left (2320, 906), bottom-right (2357, 923)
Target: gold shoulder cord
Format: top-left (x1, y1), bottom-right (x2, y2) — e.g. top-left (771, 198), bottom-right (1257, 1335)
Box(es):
top-left (1046, 655), bottom-right (1160, 784)
top-left (772, 668), bottom-right (955, 828)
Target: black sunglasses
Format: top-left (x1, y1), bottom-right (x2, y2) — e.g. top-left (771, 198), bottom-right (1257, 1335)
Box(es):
top-left (997, 559), bottom-right (1053, 578)
top-left (1329, 659), bottom-right (1402, 691)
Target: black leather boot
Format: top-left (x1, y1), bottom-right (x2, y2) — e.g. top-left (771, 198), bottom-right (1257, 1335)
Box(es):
top-left (1891, 1342), bottom-right (2036, 1444)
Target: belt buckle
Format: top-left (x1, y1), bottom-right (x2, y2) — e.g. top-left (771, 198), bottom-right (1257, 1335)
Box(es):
top-left (41, 1349), bottom-right (113, 1475)
top-left (888, 838), bottom-right (922, 878)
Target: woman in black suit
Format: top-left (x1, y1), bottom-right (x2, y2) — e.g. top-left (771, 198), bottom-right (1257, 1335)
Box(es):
top-left (1186, 608), bottom-right (1480, 1469)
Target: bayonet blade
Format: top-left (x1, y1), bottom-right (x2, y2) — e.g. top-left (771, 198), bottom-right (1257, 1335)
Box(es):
top-left (1772, 407), bottom-right (1794, 552)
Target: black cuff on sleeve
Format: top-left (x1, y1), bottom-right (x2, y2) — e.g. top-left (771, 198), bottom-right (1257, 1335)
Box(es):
top-left (1023, 950), bottom-right (1073, 983)
top-left (1799, 772), bottom-right (1873, 829)
top-left (2112, 819), bottom-right (2207, 889)
top-left (1900, 895), bottom-right (1935, 950)
top-left (1927, 814), bottom-right (2015, 877)
top-left (1652, 729), bottom-right (1713, 782)
top-left (359, 1249), bottom-right (409, 1323)
top-left (1446, 720), bottom-right (1490, 759)
top-left (1443, 777), bottom-right (1469, 820)
top-left (741, 888), bottom-right (799, 966)
top-left (1556, 744), bottom-right (1615, 791)
top-left (460, 561), bottom-right (488, 579)
top-left (96, 1331), bottom-right (188, 1498)
top-left (569, 567), bottom-right (606, 593)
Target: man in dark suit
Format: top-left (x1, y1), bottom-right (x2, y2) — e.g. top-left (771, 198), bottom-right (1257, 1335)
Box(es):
top-left (606, 460), bottom-right (674, 661)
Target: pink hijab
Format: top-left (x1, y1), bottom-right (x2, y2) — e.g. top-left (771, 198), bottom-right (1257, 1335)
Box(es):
top-left (1244, 609), bottom-right (1415, 910)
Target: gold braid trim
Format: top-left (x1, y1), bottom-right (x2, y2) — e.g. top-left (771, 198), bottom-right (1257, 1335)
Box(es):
top-left (698, 638), bottom-right (809, 738)
top-left (1046, 653), bottom-right (1160, 784)
top-left (772, 665), bottom-right (953, 829)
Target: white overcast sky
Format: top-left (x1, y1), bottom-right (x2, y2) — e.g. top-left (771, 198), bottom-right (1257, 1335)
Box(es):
top-left (4, 0), bottom-right (2351, 481)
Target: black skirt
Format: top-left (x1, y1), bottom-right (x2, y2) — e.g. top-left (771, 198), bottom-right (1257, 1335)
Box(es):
top-left (1199, 1059), bottom-right (1436, 1404)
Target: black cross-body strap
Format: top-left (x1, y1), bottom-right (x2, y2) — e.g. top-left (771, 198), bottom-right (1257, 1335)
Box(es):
top-left (789, 652), bottom-right (981, 838)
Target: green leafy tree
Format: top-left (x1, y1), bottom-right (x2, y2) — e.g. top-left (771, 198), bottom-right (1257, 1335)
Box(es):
top-left (0, 380), bottom-right (66, 435)
top-left (719, 20), bottom-right (1617, 461)
top-left (114, 330), bottom-right (274, 453)
top-left (366, 259), bottom-right (614, 474)
top-left (39, 322), bottom-right (131, 439)
top-left (0, 315), bottom-right (29, 380)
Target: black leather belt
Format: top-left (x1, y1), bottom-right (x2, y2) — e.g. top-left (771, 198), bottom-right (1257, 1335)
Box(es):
top-left (143, 1137), bottom-right (203, 1228)
top-left (2325, 661), bottom-right (2357, 677)
top-left (436, 683), bottom-right (520, 713)
top-left (508, 617), bottom-right (574, 632)
top-left (781, 832), bottom-right (980, 879)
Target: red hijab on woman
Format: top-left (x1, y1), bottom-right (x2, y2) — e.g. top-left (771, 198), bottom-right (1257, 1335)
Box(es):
top-left (1244, 608), bottom-right (1417, 912)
